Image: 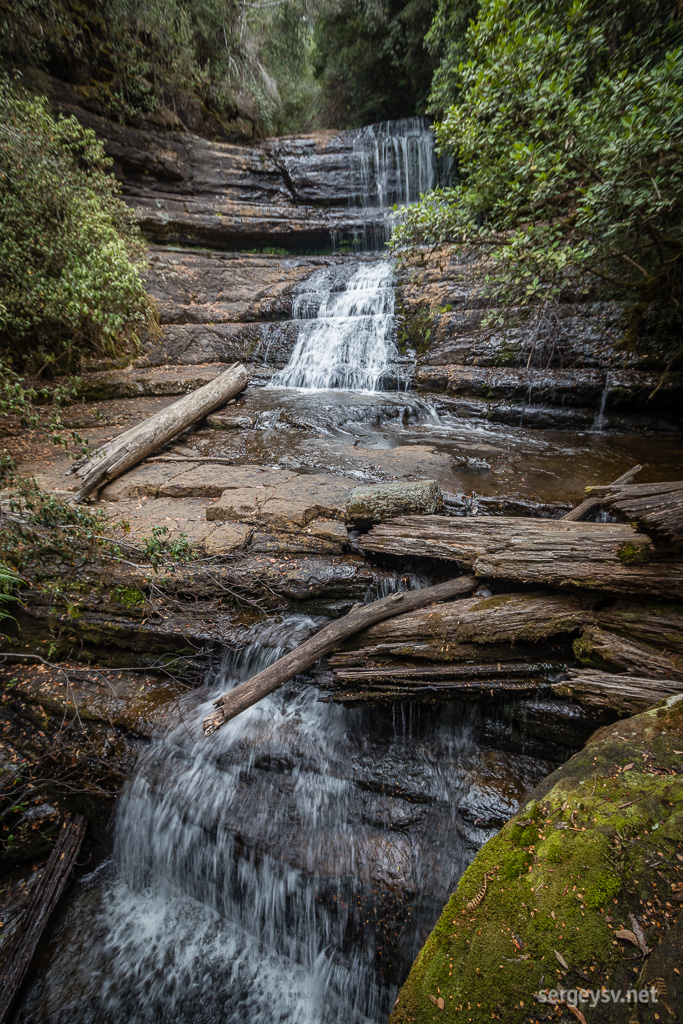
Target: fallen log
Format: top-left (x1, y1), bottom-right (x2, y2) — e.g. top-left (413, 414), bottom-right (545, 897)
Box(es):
top-left (551, 668), bottom-right (682, 714)
top-left (202, 575), bottom-right (478, 735)
top-left (0, 814), bottom-right (85, 1024)
top-left (329, 591), bottom-right (597, 663)
top-left (562, 464), bottom-right (641, 522)
top-left (360, 516), bottom-right (683, 598)
top-left (71, 362), bottom-right (248, 503)
top-left (603, 484), bottom-right (683, 549)
top-left (574, 626), bottom-right (683, 680)
top-left (596, 599), bottom-right (683, 654)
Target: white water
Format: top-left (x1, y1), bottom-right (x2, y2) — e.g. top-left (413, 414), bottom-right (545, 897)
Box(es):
top-left (354, 117), bottom-right (437, 208)
top-left (17, 616), bottom-right (480, 1024)
top-left (273, 261), bottom-right (399, 391)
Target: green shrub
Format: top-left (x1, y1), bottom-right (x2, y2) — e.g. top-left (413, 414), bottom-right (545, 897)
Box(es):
top-left (0, 76), bottom-right (150, 375)
top-left (392, 0), bottom-right (683, 359)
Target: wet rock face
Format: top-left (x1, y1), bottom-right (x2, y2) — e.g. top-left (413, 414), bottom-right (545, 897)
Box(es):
top-left (50, 81), bottom-right (384, 251)
top-left (390, 694), bottom-right (683, 1024)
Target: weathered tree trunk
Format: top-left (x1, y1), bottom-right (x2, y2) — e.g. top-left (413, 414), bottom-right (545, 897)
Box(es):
top-left (315, 661), bottom-right (562, 701)
top-left (552, 669), bottom-right (682, 714)
top-left (360, 516), bottom-right (682, 598)
top-left (202, 575), bottom-right (478, 735)
top-left (601, 484), bottom-right (683, 548)
top-left (562, 464), bottom-right (641, 522)
top-left (596, 599), bottom-right (683, 654)
top-left (328, 591), bottom-right (597, 663)
top-left (0, 814), bottom-right (85, 1024)
top-left (574, 626), bottom-right (683, 680)
top-left (71, 363), bottom-right (248, 503)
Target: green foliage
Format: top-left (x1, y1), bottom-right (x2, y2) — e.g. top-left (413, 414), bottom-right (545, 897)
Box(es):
top-left (0, 562), bottom-right (23, 628)
top-left (0, 77), bottom-right (150, 373)
top-left (141, 525), bottom-right (193, 570)
top-left (392, 0), bottom-right (683, 358)
top-left (312, 0), bottom-right (436, 126)
top-left (424, 0), bottom-right (478, 117)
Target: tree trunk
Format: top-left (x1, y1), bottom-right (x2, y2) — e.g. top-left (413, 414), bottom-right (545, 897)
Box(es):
top-left (552, 669), bottom-right (682, 714)
top-left (596, 599), bottom-right (683, 654)
top-left (574, 626), bottom-right (683, 680)
top-left (202, 575), bottom-right (477, 735)
top-left (359, 516), bottom-right (682, 598)
top-left (0, 814), bottom-right (85, 1024)
top-left (71, 363), bottom-right (248, 503)
top-left (562, 464), bottom-right (641, 521)
top-left (328, 590), bottom-right (597, 663)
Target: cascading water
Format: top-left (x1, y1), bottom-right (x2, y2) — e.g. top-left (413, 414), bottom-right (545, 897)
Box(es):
top-left (272, 261), bottom-right (399, 391)
top-left (15, 616), bottom-right (501, 1024)
top-left (353, 117), bottom-right (438, 209)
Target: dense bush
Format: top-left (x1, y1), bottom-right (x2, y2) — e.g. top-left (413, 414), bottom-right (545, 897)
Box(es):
top-left (312, 0), bottom-right (435, 126)
top-left (0, 77), bottom-right (150, 374)
top-left (392, 0), bottom-right (683, 358)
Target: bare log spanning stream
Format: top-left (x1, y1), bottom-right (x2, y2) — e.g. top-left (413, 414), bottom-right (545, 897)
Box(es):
top-left (71, 362), bottom-right (248, 503)
top-left (202, 575), bottom-right (477, 735)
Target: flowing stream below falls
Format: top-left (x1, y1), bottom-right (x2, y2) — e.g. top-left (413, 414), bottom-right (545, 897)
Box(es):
top-left (13, 118), bottom-right (683, 1024)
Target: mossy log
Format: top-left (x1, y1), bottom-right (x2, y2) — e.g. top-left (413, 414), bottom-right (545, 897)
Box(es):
top-left (360, 515), bottom-right (683, 597)
top-left (331, 591), bottom-right (599, 663)
top-left (563, 463), bottom-right (641, 522)
top-left (574, 625), bottom-right (683, 680)
top-left (71, 362), bottom-right (248, 502)
top-left (601, 481), bottom-right (683, 548)
top-left (552, 668), bottom-right (682, 713)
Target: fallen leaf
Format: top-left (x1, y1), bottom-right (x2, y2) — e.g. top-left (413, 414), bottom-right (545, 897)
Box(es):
top-left (428, 994), bottom-right (438, 1006)
top-left (615, 929), bottom-right (639, 946)
top-left (567, 1006), bottom-right (587, 1024)
top-left (437, 997), bottom-right (445, 1010)
top-left (622, 763), bottom-right (635, 771)
top-left (554, 949), bottom-right (569, 969)
top-left (628, 914), bottom-right (650, 955)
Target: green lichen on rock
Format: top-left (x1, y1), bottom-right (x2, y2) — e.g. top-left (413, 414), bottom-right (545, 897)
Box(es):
top-left (110, 584), bottom-right (146, 610)
top-left (389, 695), bottom-right (683, 1024)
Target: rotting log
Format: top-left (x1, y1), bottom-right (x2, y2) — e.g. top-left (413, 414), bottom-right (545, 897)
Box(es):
top-left (329, 591), bottom-right (598, 663)
top-left (596, 599), bottom-right (683, 654)
top-left (0, 814), bottom-right (85, 1024)
top-left (551, 668), bottom-right (682, 714)
top-left (562, 464), bottom-right (641, 522)
top-left (71, 362), bottom-right (248, 503)
top-left (315, 661), bottom-right (564, 701)
top-left (573, 626), bottom-right (683, 680)
top-left (360, 516), bottom-right (683, 598)
top-left (202, 575), bottom-right (478, 735)
top-left (603, 485), bottom-right (683, 549)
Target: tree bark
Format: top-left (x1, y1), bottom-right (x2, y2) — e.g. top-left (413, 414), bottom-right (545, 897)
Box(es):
top-left (328, 591), bottom-right (597, 663)
top-left (574, 626), bottom-right (683, 680)
top-left (596, 599), bottom-right (683, 654)
top-left (552, 669), bottom-right (682, 714)
top-left (0, 814), bottom-right (85, 1024)
top-left (202, 575), bottom-right (478, 735)
top-left (562, 464), bottom-right (641, 522)
top-left (71, 363), bottom-right (248, 503)
top-left (360, 516), bottom-right (682, 598)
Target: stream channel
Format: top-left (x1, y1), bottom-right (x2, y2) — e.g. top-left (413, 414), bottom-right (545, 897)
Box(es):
top-left (13, 118), bottom-right (683, 1024)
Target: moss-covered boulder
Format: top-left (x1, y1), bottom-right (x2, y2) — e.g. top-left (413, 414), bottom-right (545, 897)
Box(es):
top-left (390, 695), bottom-right (683, 1024)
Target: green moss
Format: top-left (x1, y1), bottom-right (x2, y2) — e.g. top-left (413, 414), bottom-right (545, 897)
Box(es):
top-left (390, 695), bottom-right (683, 1024)
top-left (110, 585), bottom-right (145, 609)
top-left (617, 541), bottom-right (652, 566)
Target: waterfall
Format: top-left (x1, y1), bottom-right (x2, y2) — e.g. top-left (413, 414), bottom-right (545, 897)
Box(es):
top-left (353, 117), bottom-right (437, 208)
top-left (272, 260), bottom-right (399, 391)
top-left (16, 617), bottom-right (479, 1024)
